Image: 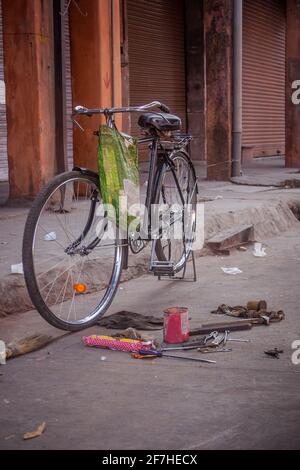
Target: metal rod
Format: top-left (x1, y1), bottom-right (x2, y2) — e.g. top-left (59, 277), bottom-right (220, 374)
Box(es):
top-left (232, 0), bottom-right (243, 177)
top-left (162, 353), bottom-right (216, 365)
top-left (162, 345), bottom-right (201, 352)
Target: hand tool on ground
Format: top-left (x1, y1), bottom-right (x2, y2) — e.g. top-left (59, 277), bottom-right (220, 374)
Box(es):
top-left (132, 353), bottom-right (157, 360)
top-left (204, 331), bottom-right (219, 345)
top-left (223, 330), bottom-right (229, 346)
top-left (161, 345), bottom-right (202, 352)
top-left (227, 338), bottom-right (251, 343)
top-left (198, 348), bottom-right (232, 354)
top-left (264, 348), bottom-right (283, 359)
top-left (212, 333), bottom-right (226, 346)
top-left (211, 330), bottom-right (230, 347)
top-left (190, 323), bottom-right (252, 336)
top-left (139, 349), bottom-right (216, 364)
top-left (204, 317), bottom-right (272, 328)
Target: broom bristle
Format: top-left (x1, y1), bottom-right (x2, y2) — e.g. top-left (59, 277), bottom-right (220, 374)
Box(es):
top-left (6, 334), bottom-right (53, 359)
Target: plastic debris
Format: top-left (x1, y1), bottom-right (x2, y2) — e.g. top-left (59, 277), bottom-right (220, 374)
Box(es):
top-left (253, 242), bottom-right (267, 258)
top-left (10, 263), bottom-right (24, 275)
top-left (100, 356), bottom-right (107, 362)
top-left (44, 231), bottom-right (57, 241)
top-left (221, 267), bottom-right (243, 275)
top-left (0, 341), bottom-right (6, 365)
top-left (23, 422), bottom-right (46, 440)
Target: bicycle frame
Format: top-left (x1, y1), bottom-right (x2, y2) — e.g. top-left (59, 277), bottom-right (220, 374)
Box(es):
top-left (72, 101), bottom-right (196, 248)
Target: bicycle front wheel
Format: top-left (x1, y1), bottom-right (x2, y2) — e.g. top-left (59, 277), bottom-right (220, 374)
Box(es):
top-left (23, 170), bottom-right (123, 331)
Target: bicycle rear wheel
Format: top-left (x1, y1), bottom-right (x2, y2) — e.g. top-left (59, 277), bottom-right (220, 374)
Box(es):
top-left (153, 151), bottom-right (197, 274)
top-left (23, 170), bottom-right (123, 331)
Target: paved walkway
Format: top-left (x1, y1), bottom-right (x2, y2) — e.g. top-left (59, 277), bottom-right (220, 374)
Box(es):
top-left (0, 175), bottom-right (300, 317)
top-left (0, 227), bottom-right (300, 449)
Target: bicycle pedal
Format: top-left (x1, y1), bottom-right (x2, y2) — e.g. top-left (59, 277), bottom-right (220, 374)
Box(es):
top-left (151, 261), bottom-right (175, 277)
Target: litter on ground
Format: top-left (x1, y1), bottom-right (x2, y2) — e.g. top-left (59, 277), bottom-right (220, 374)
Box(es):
top-left (0, 341), bottom-right (6, 365)
top-left (23, 422), bottom-right (46, 441)
top-left (43, 231), bottom-right (57, 241)
top-left (10, 262), bottom-right (24, 275)
top-left (97, 311), bottom-right (163, 330)
top-left (253, 242), bottom-right (267, 258)
top-left (221, 267), bottom-right (243, 275)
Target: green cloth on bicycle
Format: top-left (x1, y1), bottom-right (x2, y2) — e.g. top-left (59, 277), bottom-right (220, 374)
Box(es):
top-left (98, 125), bottom-right (140, 231)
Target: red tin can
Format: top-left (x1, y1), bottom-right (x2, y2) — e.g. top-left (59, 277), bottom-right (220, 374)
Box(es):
top-left (163, 307), bottom-right (190, 344)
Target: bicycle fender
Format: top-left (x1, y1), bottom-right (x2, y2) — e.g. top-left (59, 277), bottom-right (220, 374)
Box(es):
top-left (72, 166), bottom-right (99, 180)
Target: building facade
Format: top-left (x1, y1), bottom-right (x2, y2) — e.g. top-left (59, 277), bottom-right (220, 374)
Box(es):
top-left (0, 0), bottom-right (299, 199)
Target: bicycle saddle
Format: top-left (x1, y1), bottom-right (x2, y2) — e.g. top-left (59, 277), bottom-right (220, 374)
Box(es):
top-left (138, 112), bottom-right (181, 132)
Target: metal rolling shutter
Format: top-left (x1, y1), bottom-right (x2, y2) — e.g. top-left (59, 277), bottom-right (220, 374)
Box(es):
top-left (127, 0), bottom-right (186, 151)
top-left (243, 0), bottom-right (286, 157)
top-left (0, 0), bottom-right (8, 181)
top-left (64, 11), bottom-right (73, 171)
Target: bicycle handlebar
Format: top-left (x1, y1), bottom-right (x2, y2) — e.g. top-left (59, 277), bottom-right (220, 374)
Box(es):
top-left (73, 101), bottom-right (171, 117)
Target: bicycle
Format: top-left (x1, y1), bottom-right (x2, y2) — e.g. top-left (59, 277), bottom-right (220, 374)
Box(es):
top-left (22, 101), bottom-right (198, 331)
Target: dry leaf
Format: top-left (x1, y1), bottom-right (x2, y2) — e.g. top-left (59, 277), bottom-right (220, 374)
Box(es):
top-left (23, 422), bottom-right (46, 440)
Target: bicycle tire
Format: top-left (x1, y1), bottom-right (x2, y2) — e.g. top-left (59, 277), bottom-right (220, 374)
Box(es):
top-left (22, 170), bottom-right (124, 331)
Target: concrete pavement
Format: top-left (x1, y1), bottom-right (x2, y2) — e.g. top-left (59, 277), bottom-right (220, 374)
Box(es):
top-left (0, 226), bottom-right (300, 450)
top-left (1, 177), bottom-right (300, 317)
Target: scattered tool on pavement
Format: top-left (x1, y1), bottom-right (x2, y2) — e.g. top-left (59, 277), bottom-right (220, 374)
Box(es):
top-left (161, 345), bottom-right (202, 352)
top-left (84, 301), bottom-right (285, 367)
top-left (190, 322), bottom-right (252, 336)
top-left (203, 331), bottom-right (219, 345)
top-left (264, 348), bottom-right (284, 359)
top-left (211, 331), bottom-right (230, 347)
top-left (131, 353), bottom-right (156, 360)
top-left (211, 301), bottom-right (285, 324)
top-left (198, 348), bottom-right (232, 354)
top-left (138, 349), bottom-right (216, 364)
top-left (227, 338), bottom-right (251, 343)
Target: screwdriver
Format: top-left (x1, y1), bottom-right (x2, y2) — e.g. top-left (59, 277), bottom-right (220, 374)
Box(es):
top-left (139, 349), bottom-right (216, 364)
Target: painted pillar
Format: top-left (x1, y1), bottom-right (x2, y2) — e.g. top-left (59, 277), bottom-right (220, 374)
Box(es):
top-left (204, 0), bottom-right (233, 180)
top-left (69, 0), bottom-right (122, 171)
top-left (2, 0), bottom-right (56, 199)
top-left (286, 0), bottom-right (300, 168)
top-left (185, 0), bottom-right (205, 161)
